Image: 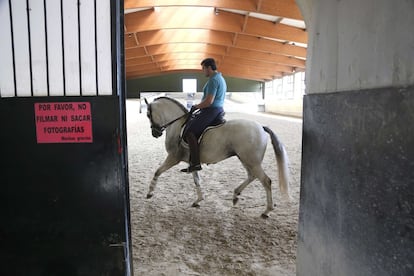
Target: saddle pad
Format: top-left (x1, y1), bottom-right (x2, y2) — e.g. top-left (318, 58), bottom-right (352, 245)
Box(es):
top-left (180, 121), bottom-right (226, 148)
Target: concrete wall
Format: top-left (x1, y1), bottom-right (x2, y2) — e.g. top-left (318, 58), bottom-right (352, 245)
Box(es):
top-left (298, 0), bottom-right (414, 94)
top-left (296, 0), bottom-right (414, 275)
top-left (299, 86), bottom-right (414, 276)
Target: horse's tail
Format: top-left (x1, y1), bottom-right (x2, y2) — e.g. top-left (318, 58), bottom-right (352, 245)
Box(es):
top-left (263, 126), bottom-right (291, 201)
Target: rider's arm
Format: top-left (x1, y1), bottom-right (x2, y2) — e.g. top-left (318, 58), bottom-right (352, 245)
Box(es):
top-left (194, 93), bottom-right (215, 109)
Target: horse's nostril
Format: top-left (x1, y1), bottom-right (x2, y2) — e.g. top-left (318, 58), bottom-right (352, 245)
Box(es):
top-left (152, 130), bottom-right (162, 138)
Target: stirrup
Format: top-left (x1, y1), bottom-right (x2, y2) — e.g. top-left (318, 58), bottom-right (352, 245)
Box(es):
top-left (180, 164), bottom-right (202, 173)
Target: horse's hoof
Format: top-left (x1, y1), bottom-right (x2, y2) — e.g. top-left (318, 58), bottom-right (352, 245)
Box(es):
top-left (233, 198), bottom-right (239, 205)
top-left (146, 194), bottom-right (153, 199)
top-left (191, 203), bottom-right (200, 208)
top-left (261, 213), bottom-right (269, 219)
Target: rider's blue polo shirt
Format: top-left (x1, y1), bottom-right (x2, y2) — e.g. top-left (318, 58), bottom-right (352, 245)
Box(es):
top-left (202, 72), bottom-right (226, 108)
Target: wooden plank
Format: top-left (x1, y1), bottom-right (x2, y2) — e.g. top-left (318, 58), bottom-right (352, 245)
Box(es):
top-left (125, 7), bottom-right (305, 43)
top-left (96, 0), bottom-right (112, 95)
top-left (124, 0), bottom-right (303, 20)
top-left (80, 0), bottom-right (97, 95)
top-left (11, 0), bottom-right (32, 96)
top-left (62, 0), bottom-right (80, 96)
top-left (30, 0), bottom-right (48, 96)
top-left (46, 0), bottom-right (64, 96)
top-left (0, 0), bottom-right (16, 96)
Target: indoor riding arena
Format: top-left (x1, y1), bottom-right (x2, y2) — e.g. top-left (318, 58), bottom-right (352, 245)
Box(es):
top-left (127, 97), bottom-right (303, 275)
top-left (2, 0), bottom-right (413, 275)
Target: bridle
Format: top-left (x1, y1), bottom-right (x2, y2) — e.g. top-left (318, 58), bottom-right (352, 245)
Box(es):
top-left (147, 101), bottom-right (189, 137)
top-left (150, 113), bottom-right (188, 137)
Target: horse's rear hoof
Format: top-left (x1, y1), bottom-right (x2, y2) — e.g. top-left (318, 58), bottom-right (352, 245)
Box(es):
top-left (146, 194), bottom-right (153, 199)
top-left (261, 213), bottom-right (269, 219)
top-left (192, 203), bottom-right (200, 208)
top-left (233, 198), bottom-right (239, 205)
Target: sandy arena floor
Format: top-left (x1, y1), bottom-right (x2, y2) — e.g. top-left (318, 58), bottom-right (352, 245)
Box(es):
top-left (127, 98), bottom-right (303, 276)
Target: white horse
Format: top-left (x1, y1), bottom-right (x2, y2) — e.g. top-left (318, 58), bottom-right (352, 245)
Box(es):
top-left (145, 96), bottom-right (290, 218)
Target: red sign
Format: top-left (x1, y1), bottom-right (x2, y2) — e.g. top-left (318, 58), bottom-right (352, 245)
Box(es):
top-left (34, 102), bottom-right (93, 143)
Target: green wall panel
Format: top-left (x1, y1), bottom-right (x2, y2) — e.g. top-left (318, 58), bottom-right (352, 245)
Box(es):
top-left (126, 73), bottom-right (261, 98)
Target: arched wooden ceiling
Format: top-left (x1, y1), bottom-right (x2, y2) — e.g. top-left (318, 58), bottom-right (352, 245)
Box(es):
top-left (124, 0), bottom-right (307, 82)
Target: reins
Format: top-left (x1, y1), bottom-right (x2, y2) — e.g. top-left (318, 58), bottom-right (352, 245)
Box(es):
top-left (148, 99), bottom-right (190, 137)
top-left (157, 113), bottom-right (188, 131)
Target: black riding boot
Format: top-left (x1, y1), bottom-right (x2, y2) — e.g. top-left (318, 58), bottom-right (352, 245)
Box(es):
top-left (180, 132), bottom-right (202, 173)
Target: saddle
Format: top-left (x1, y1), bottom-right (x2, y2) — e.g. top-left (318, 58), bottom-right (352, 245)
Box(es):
top-left (207, 111), bottom-right (226, 127)
top-left (180, 111), bottom-right (226, 147)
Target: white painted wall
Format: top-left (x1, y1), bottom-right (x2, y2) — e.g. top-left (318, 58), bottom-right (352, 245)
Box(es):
top-left (297, 0), bottom-right (414, 94)
top-left (0, 0), bottom-right (113, 97)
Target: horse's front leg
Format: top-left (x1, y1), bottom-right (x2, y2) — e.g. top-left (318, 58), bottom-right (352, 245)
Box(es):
top-left (147, 154), bottom-right (180, 199)
top-left (191, 171), bottom-right (204, 207)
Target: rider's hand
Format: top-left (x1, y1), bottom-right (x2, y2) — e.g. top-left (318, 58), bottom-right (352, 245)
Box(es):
top-left (190, 105), bottom-right (197, 113)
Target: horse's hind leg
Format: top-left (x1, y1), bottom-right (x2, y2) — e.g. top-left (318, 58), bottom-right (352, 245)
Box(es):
top-left (147, 154), bottom-right (180, 199)
top-left (251, 165), bottom-right (274, 218)
top-left (233, 171), bottom-right (255, 206)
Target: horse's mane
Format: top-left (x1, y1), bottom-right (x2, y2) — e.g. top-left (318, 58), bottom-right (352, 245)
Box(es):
top-left (153, 96), bottom-right (189, 114)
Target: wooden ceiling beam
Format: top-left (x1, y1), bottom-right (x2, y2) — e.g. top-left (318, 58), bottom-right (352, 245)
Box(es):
top-left (125, 53), bottom-right (303, 72)
top-left (235, 34), bottom-right (306, 58)
top-left (125, 33), bottom-right (139, 48)
top-left (153, 53), bottom-right (222, 64)
top-left (126, 29), bottom-right (306, 58)
top-left (220, 65), bottom-right (280, 80)
top-left (127, 60), bottom-right (284, 80)
top-left (125, 47), bottom-right (147, 59)
top-left (123, 1), bottom-right (306, 81)
top-left (124, 0), bottom-right (303, 20)
top-left (133, 29), bottom-right (233, 47)
top-left (126, 56), bottom-right (154, 66)
top-left (125, 50), bottom-right (303, 78)
top-left (126, 44), bottom-right (305, 68)
top-left (126, 66), bottom-right (275, 82)
top-left (226, 48), bottom-right (305, 68)
top-left (221, 57), bottom-right (294, 74)
top-left (243, 16), bottom-right (307, 44)
top-left (258, 0), bottom-right (302, 20)
top-left (124, 7), bottom-right (306, 44)
top-left (126, 69), bottom-right (271, 82)
top-left (127, 63), bottom-right (161, 72)
top-left (146, 43), bottom-right (227, 57)
top-left (125, 7), bottom-right (243, 34)
top-left (126, 69), bottom-right (163, 79)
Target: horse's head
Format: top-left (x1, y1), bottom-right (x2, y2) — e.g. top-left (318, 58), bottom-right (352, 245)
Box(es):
top-left (146, 97), bottom-right (188, 138)
top-left (146, 100), bottom-right (164, 138)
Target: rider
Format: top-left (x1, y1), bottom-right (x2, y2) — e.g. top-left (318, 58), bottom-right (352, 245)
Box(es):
top-left (180, 58), bottom-right (227, 173)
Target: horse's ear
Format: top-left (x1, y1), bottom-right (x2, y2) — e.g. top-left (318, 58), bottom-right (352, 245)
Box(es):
top-left (144, 98), bottom-right (149, 105)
